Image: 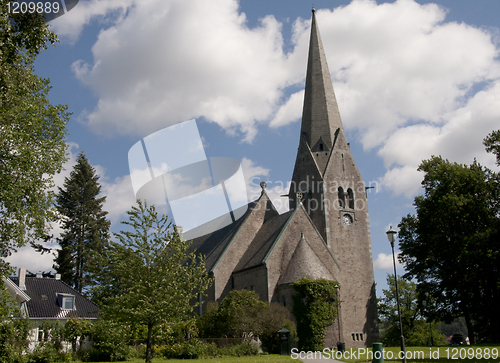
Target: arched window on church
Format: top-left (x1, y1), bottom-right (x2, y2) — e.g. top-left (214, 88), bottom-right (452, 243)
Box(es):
top-left (338, 187), bottom-right (345, 208)
top-left (347, 188), bottom-right (354, 209)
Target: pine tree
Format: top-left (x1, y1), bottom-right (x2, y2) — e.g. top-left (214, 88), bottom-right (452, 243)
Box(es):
top-left (54, 152), bottom-right (110, 294)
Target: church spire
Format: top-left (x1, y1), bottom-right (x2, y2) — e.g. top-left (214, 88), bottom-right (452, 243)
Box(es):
top-left (300, 9), bottom-right (345, 150)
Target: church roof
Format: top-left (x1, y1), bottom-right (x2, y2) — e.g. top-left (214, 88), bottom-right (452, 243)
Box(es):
top-left (234, 210), bottom-right (294, 272)
top-left (279, 234), bottom-right (335, 285)
top-left (188, 192), bottom-right (279, 273)
top-left (300, 8), bottom-right (346, 150)
top-left (188, 205), bottom-right (250, 272)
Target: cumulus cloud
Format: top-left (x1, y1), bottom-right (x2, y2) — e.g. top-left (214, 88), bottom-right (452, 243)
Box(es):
top-left (374, 252), bottom-right (404, 271)
top-left (65, 0), bottom-right (500, 197)
top-left (71, 0), bottom-right (293, 142)
top-left (50, 0), bottom-right (134, 44)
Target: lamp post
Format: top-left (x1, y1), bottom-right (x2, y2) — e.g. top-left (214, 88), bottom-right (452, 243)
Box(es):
top-left (386, 226), bottom-right (406, 363)
top-left (333, 283), bottom-right (344, 353)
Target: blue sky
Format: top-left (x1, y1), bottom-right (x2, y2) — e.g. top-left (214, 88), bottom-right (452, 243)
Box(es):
top-left (8, 0), bottom-right (500, 297)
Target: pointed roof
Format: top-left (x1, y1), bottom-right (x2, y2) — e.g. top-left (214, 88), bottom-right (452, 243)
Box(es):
top-left (188, 190), bottom-right (280, 273)
top-left (280, 233), bottom-right (335, 285)
top-left (300, 8), bottom-right (346, 150)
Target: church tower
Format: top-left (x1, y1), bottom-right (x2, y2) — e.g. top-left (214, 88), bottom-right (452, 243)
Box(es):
top-left (289, 9), bottom-right (379, 347)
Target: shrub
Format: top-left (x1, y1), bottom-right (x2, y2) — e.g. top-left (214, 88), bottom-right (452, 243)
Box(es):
top-left (83, 320), bottom-right (131, 362)
top-left (197, 290), bottom-right (296, 353)
top-left (26, 343), bottom-right (71, 363)
top-left (0, 318), bottom-right (32, 363)
top-left (229, 341), bottom-right (259, 357)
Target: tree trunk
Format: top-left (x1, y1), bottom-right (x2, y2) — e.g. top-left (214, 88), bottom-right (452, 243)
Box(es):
top-left (464, 309), bottom-right (475, 345)
top-left (145, 322), bottom-right (153, 363)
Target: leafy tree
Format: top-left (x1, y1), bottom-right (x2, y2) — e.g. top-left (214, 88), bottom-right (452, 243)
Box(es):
top-left (95, 200), bottom-right (213, 363)
top-left (86, 319), bottom-right (132, 362)
top-left (398, 155), bottom-right (500, 343)
top-left (0, 0), bottom-right (69, 275)
top-left (378, 274), bottom-right (445, 347)
top-left (197, 289), bottom-right (296, 353)
top-left (64, 317), bottom-right (93, 353)
top-left (215, 290), bottom-right (267, 338)
top-left (484, 129), bottom-right (500, 166)
top-left (292, 277), bottom-right (337, 351)
top-left (54, 152), bottom-right (110, 294)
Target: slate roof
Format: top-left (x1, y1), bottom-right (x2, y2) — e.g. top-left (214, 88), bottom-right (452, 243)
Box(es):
top-left (11, 277), bottom-right (99, 319)
top-left (279, 235), bottom-right (334, 285)
top-left (188, 195), bottom-right (280, 273)
top-left (234, 210), bottom-right (294, 272)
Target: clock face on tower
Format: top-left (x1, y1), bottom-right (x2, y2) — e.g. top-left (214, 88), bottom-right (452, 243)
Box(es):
top-left (342, 214), bottom-right (353, 225)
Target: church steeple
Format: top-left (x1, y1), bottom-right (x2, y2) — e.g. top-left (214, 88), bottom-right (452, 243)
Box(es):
top-left (300, 8), bottom-right (346, 151)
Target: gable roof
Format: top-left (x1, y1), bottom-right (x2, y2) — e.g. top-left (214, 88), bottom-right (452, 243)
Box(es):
top-left (234, 210), bottom-right (294, 272)
top-left (279, 234), bottom-right (335, 285)
top-left (188, 191), bottom-right (280, 273)
top-left (10, 277), bottom-right (99, 319)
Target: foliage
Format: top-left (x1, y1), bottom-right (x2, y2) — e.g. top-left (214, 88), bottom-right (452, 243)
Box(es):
top-left (215, 290), bottom-right (267, 338)
top-left (291, 277), bottom-right (338, 351)
top-left (83, 319), bottom-right (132, 362)
top-left (484, 129), bottom-right (500, 166)
top-left (398, 154), bottom-right (500, 343)
top-left (54, 153), bottom-right (111, 294)
top-left (94, 200), bottom-right (213, 363)
top-left (257, 303), bottom-right (296, 354)
top-left (197, 290), bottom-right (296, 353)
top-left (26, 342), bottom-right (71, 363)
top-left (0, 312), bottom-right (31, 363)
top-left (63, 317), bottom-right (92, 353)
top-left (378, 274), bottom-right (445, 346)
top-left (0, 0), bottom-right (69, 275)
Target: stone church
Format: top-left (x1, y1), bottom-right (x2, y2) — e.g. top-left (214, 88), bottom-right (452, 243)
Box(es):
top-left (189, 9), bottom-right (379, 348)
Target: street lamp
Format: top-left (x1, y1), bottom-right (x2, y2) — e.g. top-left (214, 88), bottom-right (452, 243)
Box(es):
top-left (333, 284), bottom-right (344, 353)
top-left (386, 226), bottom-right (407, 363)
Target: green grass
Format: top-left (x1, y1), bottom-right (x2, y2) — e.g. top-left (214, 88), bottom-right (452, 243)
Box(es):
top-left (74, 355), bottom-right (296, 363)
top-left (334, 345), bottom-right (500, 363)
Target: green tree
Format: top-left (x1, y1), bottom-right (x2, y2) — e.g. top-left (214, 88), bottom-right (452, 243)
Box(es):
top-left (398, 155), bottom-right (500, 343)
top-left (484, 129), bottom-right (500, 166)
top-left (378, 274), bottom-right (445, 347)
top-left (292, 277), bottom-right (337, 351)
top-left (54, 152), bottom-right (110, 294)
top-left (95, 200), bottom-right (213, 363)
top-left (0, 0), bottom-right (69, 275)
top-left (197, 290), bottom-right (296, 353)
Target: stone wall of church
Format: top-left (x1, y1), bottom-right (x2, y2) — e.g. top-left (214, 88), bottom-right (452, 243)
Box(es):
top-left (212, 193), bottom-right (271, 302)
top-left (232, 265), bottom-right (268, 301)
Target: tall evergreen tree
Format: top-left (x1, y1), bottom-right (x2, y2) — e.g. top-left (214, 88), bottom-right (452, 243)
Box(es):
top-left (54, 152), bottom-right (110, 294)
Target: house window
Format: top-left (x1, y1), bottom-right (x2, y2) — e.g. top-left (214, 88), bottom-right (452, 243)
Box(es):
top-left (58, 293), bottom-right (75, 310)
top-left (38, 330), bottom-right (43, 341)
top-left (63, 296), bottom-right (74, 310)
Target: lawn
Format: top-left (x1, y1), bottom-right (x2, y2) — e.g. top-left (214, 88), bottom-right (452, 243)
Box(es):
top-left (80, 355), bottom-right (296, 363)
top-left (334, 345), bottom-right (500, 363)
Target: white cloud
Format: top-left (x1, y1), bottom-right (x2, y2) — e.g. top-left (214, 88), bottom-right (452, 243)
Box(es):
top-left (269, 90), bottom-right (304, 128)
top-left (66, 0), bottom-right (500, 197)
top-left (72, 0), bottom-right (292, 142)
top-left (374, 252), bottom-right (403, 271)
top-left (50, 0), bottom-right (134, 44)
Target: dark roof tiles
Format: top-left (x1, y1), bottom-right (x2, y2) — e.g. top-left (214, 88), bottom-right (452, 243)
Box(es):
top-left (11, 277), bottom-right (99, 319)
